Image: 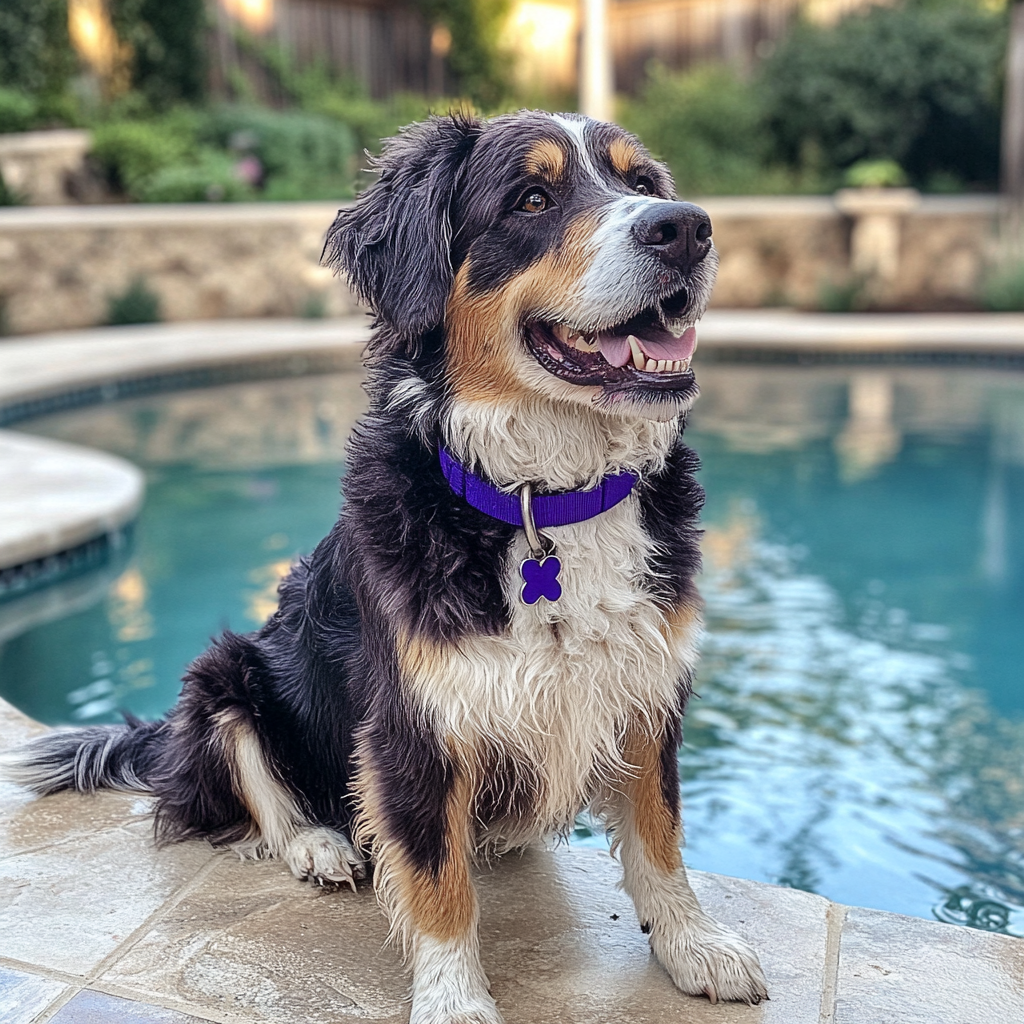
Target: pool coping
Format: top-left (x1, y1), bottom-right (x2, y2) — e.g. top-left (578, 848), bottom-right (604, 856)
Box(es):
top-left (2, 310), bottom-right (1024, 575)
top-left (0, 314), bottom-right (1023, 1022)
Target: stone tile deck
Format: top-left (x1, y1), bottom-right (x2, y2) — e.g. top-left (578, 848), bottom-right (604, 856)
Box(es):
top-left (1, 699), bottom-right (1022, 1024)
top-left (1, 316), bottom-right (1024, 1022)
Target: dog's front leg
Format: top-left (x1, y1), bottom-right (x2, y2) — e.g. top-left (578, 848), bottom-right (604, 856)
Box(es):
top-left (601, 724), bottom-right (769, 1005)
top-left (360, 750), bottom-right (501, 1024)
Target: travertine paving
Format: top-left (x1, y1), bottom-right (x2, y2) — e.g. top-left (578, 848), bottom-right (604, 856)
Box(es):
top-left (0, 696), bottom-right (1022, 1023)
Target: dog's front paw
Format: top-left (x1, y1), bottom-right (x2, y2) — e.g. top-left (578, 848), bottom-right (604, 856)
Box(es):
top-left (284, 826), bottom-right (366, 891)
top-left (411, 937), bottom-right (503, 1024)
top-left (409, 991), bottom-right (503, 1024)
top-left (651, 916), bottom-right (768, 1006)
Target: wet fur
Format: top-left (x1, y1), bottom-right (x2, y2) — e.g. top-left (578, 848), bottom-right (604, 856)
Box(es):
top-left (2, 111), bottom-right (767, 1020)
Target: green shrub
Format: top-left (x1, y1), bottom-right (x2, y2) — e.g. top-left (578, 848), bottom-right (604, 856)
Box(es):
top-left (981, 261), bottom-right (1024, 312)
top-left (759, 2), bottom-right (1006, 189)
top-left (620, 63), bottom-right (818, 195)
top-left (90, 116), bottom-right (199, 196)
top-left (202, 106), bottom-right (358, 200)
top-left (843, 159), bottom-right (908, 189)
top-left (136, 150), bottom-right (252, 203)
top-left (107, 277), bottom-right (161, 325)
top-left (0, 88), bottom-right (37, 134)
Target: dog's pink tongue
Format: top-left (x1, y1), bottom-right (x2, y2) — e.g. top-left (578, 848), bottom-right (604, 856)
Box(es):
top-left (597, 326), bottom-right (697, 367)
top-left (597, 334), bottom-right (632, 368)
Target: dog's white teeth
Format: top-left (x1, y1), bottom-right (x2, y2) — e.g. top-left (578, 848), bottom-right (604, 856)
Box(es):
top-left (576, 334), bottom-right (599, 352)
top-left (656, 359), bottom-right (667, 372)
top-left (681, 357), bottom-right (691, 371)
top-left (552, 324), bottom-right (570, 344)
top-left (645, 358), bottom-right (657, 371)
top-left (628, 335), bottom-right (646, 370)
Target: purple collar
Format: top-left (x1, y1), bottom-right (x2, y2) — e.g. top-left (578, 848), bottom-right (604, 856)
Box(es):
top-left (439, 447), bottom-right (639, 529)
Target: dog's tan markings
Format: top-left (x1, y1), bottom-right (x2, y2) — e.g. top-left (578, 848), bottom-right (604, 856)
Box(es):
top-left (608, 136), bottom-right (645, 178)
top-left (524, 138), bottom-right (566, 180)
top-left (353, 732), bottom-right (478, 947)
top-left (403, 766), bottom-right (477, 940)
top-left (659, 595), bottom-right (702, 642)
top-left (446, 211), bottom-right (602, 406)
top-left (621, 723), bottom-right (683, 875)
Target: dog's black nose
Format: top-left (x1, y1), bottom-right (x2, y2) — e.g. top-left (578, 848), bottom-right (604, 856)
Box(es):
top-left (632, 202), bottom-right (712, 271)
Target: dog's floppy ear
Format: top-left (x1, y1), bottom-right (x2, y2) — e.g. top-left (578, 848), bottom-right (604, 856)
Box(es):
top-left (323, 113), bottom-right (480, 344)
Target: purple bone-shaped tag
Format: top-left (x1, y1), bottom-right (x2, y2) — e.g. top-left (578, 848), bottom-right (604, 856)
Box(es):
top-left (520, 555), bottom-right (562, 604)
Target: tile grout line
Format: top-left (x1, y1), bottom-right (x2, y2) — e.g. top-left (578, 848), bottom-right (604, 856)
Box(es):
top-left (30, 849), bottom-right (225, 1024)
top-left (818, 901), bottom-right (848, 1024)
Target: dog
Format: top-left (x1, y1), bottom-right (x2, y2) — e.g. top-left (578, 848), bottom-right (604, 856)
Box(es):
top-left (3, 110), bottom-right (768, 1022)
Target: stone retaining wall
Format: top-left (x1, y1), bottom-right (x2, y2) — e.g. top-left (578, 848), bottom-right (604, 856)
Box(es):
top-left (0, 195), bottom-right (1004, 335)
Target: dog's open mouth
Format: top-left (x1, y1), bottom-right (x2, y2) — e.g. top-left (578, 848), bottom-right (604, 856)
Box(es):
top-left (525, 298), bottom-right (698, 392)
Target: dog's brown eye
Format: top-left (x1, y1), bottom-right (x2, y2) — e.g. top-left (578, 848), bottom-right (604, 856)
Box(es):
top-left (635, 178), bottom-right (654, 196)
top-left (518, 190), bottom-right (549, 213)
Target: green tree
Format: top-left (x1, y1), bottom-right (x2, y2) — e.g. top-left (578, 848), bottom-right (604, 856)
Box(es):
top-left (759, 1), bottom-right (1006, 188)
top-left (108, 0), bottom-right (208, 108)
top-left (0, 0), bottom-right (76, 111)
top-left (416, 0), bottom-right (510, 108)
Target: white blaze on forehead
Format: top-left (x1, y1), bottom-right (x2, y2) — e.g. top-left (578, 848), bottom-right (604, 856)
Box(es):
top-left (550, 113), bottom-right (614, 193)
top-left (572, 194), bottom-right (678, 323)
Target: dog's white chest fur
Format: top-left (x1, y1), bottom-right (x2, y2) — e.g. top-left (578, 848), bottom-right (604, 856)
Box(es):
top-left (407, 400), bottom-right (701, 841)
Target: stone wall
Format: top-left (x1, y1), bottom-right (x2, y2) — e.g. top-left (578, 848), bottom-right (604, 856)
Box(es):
top-left (0, 194), bottom-right (1004, 336)
top-left (704, 194), bottom-right (1002, 311)
top-left (0, 203), bottom-right (358, 335)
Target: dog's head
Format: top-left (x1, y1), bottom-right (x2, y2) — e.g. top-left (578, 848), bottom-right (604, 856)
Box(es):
top-left (324, 110), bottom-right (715, 420)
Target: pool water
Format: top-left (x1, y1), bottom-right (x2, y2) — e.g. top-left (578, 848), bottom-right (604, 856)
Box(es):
top-left (2, 365), bottom-right (1023, 937)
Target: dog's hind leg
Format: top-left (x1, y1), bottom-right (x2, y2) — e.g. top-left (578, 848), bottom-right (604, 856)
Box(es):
top-left (357, 741), bottom-right (501, 1024)
top-left (599, 720), bottom-right (769, 1006)
top-left (218, 709), bottom-right (365, 889)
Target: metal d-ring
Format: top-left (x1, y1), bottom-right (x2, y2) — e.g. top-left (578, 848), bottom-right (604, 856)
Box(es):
top-left (519, 482), bottom-right (552, 560)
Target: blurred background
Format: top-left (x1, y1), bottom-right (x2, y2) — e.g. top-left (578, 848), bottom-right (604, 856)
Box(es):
top-left (1, 0), bottom-right (1023, 330)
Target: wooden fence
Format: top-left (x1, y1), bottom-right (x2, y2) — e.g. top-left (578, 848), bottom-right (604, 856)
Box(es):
top-left (207, 0), bottom-right (875, 101)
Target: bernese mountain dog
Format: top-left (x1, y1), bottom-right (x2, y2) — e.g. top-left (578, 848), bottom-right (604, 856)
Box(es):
top-left (3, 111), bottom-right (768, 1022)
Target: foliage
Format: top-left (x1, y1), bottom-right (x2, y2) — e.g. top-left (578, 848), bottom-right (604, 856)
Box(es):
top-left (90, 105), bottom-right (356, 202)
top-left (0, 0), bottom-right (76, 107)
top-left (416, 0), bottom-right (511, 107)
top-left (843, 159), bottom-right (908, 189)
top-left (138, 149), bottom-right (251, 203)
top-left (107, 277), bottom-right (161, 325)
top-left (981, 260), bottom-right (1024, 312)
top-left (201, 106), bottom-right (357, 200)
top-left (620, 63), bottom-right (822, 195)
top-left (758, 1), bottom-right (1006, 189)
top-left (90, 114), bottom-right (199, 196)
top-left (107, 0), bottom-right (208, 108)
top-left (0, 88), bottom-right (38, 134)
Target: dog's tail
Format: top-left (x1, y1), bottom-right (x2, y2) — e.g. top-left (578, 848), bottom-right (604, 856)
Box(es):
top-left (0, 716), bottom-right (166, 796)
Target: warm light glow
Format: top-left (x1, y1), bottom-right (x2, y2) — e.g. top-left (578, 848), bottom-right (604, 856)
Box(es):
top-left (431, 24), bottom-right (453, 58)
top-left (221, 0), bottom-right (276, 34)
top-left (502, 1), bottom-right (577, 92)
top-left (68, 0), bottom-right (129, 82)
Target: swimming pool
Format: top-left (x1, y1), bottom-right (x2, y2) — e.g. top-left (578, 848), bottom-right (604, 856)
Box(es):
top-left (1, 363), bottom-right (1022, 938)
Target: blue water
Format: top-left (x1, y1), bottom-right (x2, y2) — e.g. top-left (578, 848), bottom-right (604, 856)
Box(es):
top-left (1, 365), bottom-right (1022, 936)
